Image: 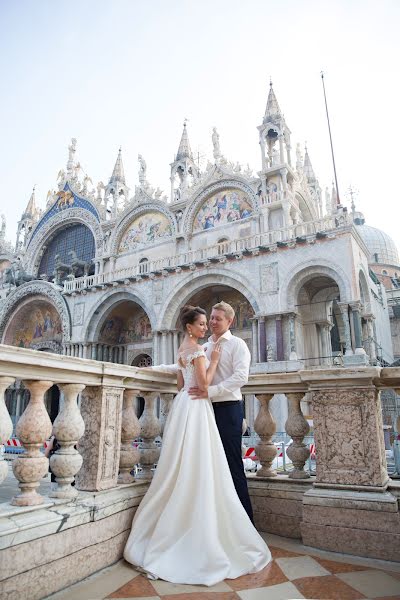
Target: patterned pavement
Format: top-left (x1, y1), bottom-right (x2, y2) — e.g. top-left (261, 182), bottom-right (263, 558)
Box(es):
top-left (46, 534), bottom-right (400, 600)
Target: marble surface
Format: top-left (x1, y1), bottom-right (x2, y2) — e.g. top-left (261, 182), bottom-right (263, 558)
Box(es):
top-left (43, 533), bottom-right (400, 600)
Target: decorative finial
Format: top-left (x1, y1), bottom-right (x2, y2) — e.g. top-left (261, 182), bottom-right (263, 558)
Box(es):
top-left (269, 76), bottom-right (273, 87)
top-left (183, 118), bottom-right (188, 127)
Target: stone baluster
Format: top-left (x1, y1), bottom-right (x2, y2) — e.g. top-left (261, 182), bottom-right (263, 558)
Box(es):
top-left (253, 394), bottom-right (277, 477)
top-left (118, 390), bottom-right (141, 484)
top-left (49, 384), bottom-right (86, 498)
top-left (136, 392), bottom-right (161, 480)
top-left (159, 393), bottom-right (174, 435)
top-left (0, 377), bottom-right (14, 485)
top-left (12, 380), bottom-right (53, 506)
top-left (285, 392), bottom-right (310, 479)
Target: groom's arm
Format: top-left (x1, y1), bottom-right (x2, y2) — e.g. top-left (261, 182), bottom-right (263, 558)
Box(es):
top-left (207, 339), bottom-right (251, 400)
top-left (149, 363), bottom-right (179, 374)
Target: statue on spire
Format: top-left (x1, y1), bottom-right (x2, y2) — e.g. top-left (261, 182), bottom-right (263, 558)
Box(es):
top-left (212, 127), bottom-right (221, 161)
top-left (138, 154), bottom-right (147, 186)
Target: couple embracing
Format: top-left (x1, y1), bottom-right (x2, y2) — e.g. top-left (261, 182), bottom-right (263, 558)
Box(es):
top-left (124, 301), bottom-right (271, 586)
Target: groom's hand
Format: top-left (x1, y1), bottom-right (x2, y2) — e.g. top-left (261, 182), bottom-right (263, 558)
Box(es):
top-left (188, 386), bottom-right (208, 400)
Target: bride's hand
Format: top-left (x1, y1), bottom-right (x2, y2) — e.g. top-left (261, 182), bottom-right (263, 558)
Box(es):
top-left (211, 343), bottom-right (221, 363)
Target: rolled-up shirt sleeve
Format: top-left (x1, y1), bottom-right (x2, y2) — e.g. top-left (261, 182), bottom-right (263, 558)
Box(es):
top-left (208, 340), bottom-right (250, 400)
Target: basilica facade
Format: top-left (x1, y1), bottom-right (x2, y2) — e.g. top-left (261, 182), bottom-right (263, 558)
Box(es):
top-left (0, 84), bottom-right (397, 429)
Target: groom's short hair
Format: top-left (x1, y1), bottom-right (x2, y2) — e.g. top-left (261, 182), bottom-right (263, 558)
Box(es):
top-left (212, 301), bottom-right (235, 320)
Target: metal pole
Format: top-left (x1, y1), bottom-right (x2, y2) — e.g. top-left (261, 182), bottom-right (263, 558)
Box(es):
top-left (321, 71), bottom-right (341, 206)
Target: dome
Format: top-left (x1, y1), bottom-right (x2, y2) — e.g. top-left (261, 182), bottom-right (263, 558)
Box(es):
top-left (356, 223), bottom-right (400, 266)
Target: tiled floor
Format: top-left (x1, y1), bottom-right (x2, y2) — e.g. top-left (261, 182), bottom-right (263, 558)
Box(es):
top-left (46, 534), bottom-right (400, 600)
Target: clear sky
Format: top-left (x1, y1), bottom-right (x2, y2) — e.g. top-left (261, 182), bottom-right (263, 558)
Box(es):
top-left (1, 0), bottom-right (399, 250)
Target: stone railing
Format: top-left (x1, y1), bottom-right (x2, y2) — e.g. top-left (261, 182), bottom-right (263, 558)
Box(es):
top-left (63, 214), bottom-right (348, 293)
top-left (0, 344), bottom-right (399, 581)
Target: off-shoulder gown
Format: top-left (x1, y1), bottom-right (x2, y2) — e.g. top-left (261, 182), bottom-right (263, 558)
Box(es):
top-left (124, 347), bottom-right (271, 586)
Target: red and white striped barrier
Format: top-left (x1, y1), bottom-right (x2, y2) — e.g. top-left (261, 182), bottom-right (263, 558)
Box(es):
top-left (5, 439), bottom-right (50, 450)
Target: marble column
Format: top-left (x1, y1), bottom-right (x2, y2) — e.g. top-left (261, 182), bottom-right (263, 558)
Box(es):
top-left (161, 331), bottom-right (168, 364)
top-left (337, 302), bottom-right (353, 355)
top-left (153, 331), bottom-right (160, 365)
top-left (350, 303), bottom-right (366, 355)
top-left (285, 392), bottom-right (310, 479)
top-left (258, 316), bottom-right (267, 363)
top-left (250, 318), bottom-right (259, 364)
top-left (288, 313), bottom-right (298, 360)
top-left (91, 344), bottom-right (97, 360)
top-left (275, 315), bottom-right (284, 361)
top-left (0, 377), bottom-right (14, 485)
top-left (365, 315), bottom-right (377, 363)
top-left (254, 394), bottom-right (277, 477)
top-left (50, 383), bottom-right (85, 498)
top-left (118, 390), bottom-right (141, 484)
top-left (172, 330), bottom-right (179, 363)
top-left (12, 380), bottom-right (53, 506)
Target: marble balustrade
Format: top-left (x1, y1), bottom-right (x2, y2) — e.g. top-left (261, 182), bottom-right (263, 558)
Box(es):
top-left (0, 344), bottom-right (396, 499)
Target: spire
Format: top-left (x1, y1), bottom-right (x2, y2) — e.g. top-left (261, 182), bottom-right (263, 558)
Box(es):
top-left (264, 80), bottom-right (282, 122)
top-left (176, 120), bottom-right (193, 161)
top-left (24, 186), bottom-right (37, 217)
top-left (303, 145), bottom-right (316, 182)
top-left (109, 147), bottom-right (126, 184)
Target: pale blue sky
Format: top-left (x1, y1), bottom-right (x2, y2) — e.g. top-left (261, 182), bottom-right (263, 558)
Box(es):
top-left (1, 0), bottom-right (399, 249)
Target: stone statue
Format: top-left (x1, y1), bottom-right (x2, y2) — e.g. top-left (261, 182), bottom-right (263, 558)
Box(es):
top-left (296, 143), bottom-right (303, 172)
top-left (266, 344), bottom-right (274, 362)
top-left (138, 154), bottom-right (147, 185)
top-left (212, 127), bottom-right (221, 160)
top-left (96, 181), bottom-right (105, 201)
top-left (272, 146), bottom-right (280, 165)
top-left (176, 210), bottom-right (183, 231)
top-left (154, 187), bottom-right (163, 200)
top-left (0, 214), bottom-right (5, 237)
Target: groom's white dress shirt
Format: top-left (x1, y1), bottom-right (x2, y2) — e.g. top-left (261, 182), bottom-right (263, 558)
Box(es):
top-left (204, 330), bottom-right (251, 403)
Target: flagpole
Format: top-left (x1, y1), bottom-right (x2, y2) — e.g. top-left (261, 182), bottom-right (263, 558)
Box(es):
top-left (321, 71), bottom-right (341, 206)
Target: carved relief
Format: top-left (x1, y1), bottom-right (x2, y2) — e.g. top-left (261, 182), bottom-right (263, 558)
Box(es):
top-left (312, 388), bottom-right (388, 487)
top-left (260, 263), bottom-right (279, 293)
top-left (73, 302), bottom-right (85, 326)
top-left (153, 280), bottom-right (163, 304)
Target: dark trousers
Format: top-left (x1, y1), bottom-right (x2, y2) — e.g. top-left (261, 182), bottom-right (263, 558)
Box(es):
top-left (213, 401), bottom-right (254, 523)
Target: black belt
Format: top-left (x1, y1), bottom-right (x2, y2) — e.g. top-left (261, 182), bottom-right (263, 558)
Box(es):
top-left (212, 400), bottom-right (240, 407)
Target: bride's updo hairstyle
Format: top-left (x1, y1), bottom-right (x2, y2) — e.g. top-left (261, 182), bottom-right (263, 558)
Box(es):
top-left (179, 305), bottom-right (207, 333)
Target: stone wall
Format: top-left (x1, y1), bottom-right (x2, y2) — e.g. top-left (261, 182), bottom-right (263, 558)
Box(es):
top-left (0, 483), bottom-right (149, 600)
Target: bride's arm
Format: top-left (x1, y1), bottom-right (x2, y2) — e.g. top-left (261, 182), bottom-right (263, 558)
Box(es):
top-left (177, 369), bottom-right (184, 391)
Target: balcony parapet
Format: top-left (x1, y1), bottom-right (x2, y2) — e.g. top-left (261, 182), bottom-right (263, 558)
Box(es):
top-left (63, 213), bottom-right (351, 294)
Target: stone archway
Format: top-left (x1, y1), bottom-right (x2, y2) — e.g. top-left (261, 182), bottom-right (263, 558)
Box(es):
top-left (85, 293), bottom-right (153, 364)
top-left (0, 281), bottom-right (70, 345)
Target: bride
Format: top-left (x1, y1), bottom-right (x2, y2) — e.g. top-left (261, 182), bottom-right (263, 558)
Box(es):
top-left (124, 305), bottom-right (271, 586)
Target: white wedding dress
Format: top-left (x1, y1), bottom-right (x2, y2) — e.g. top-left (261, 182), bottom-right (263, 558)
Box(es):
top-left (124, 348), bottom-right (271, 586)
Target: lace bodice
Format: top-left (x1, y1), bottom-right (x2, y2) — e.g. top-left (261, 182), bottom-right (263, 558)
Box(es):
top-left (178, 347), bottom-right (209, 389)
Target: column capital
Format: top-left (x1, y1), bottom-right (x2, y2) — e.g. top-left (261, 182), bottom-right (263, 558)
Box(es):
top-left (349, 301), bottom-right (362, 312)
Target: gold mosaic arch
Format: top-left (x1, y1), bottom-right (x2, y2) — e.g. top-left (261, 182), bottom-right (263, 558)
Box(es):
top-left (118, 211), bottom-right (173, 253)
top-left (192, 188), bottom-right (253, 233)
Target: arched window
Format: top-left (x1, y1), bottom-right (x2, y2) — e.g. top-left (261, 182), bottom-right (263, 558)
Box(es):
top-left (382, 269), bottom-right (388, 276)
top-left (139, 257), bottom-right (149, 274)
top-left (38, 224), bottom-right (95, 281)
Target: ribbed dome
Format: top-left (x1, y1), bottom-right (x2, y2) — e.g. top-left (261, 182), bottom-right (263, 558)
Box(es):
top-left (356, 224), bottom-right (400, 266)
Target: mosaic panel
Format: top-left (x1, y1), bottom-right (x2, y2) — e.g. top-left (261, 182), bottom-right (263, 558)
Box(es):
top-left (193, 189), bottom-right (253, 232)
top-left (118, 212), bottom-right (172, 252)
top-left (4, 299), bottom-right (62, 349)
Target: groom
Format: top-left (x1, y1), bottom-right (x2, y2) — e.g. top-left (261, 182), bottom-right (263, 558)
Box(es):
top-left (188, 301), bottom-right (254, 523)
